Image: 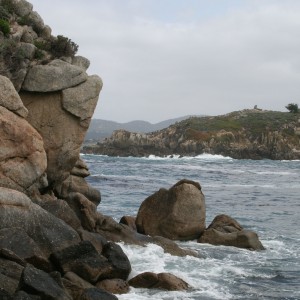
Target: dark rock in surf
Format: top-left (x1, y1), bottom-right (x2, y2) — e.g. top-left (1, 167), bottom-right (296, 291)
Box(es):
top-left (128, 272), bottom-right (189, 291)
top-left (198, 214), bottom-right (265, 250)
top-left (96, 278), bottom-right (129, 294)
top-left (119, 215), bottom-right (137, 231)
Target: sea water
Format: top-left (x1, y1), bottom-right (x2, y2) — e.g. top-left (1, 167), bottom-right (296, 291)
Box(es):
top-left (82, 154), bottom-right (300, 299)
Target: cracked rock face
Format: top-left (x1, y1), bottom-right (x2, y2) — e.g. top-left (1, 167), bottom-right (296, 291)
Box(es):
top-left (22, 59), bottom-right (88, 92)
top-left (0, 106), bottom-right (47, 193)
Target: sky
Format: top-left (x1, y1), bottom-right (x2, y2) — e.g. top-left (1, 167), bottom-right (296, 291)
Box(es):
top-left (29, 0), bottom-right (300, 123)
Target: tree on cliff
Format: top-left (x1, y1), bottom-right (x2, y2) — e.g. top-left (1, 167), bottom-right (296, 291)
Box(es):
top-left (285, 103), bottom-right (299, 113)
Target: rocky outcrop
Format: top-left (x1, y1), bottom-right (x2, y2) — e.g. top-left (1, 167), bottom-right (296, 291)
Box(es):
top-left (198, 214), bottom-right (265, 250)
top-left (136, 179), bottom-right (206, 240)
top-left (22, 59), bottom-right (88, 92)
top-left (83, 110), bottom-right (300, 160)
top-left (0, 105), bottom-right (47, 194)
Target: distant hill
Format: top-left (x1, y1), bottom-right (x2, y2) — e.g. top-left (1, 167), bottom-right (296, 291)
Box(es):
top-left (83, 109), bottom-right (300, 160)
top-left (85, 115), bottom-right (200, 141)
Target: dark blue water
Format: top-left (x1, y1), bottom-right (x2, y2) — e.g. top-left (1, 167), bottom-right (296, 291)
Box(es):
top-left (83, 154), bottom-right (300, 299)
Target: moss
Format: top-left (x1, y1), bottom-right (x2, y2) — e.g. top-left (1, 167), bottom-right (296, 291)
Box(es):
top-left (0, 19), bottom-right (10, 36)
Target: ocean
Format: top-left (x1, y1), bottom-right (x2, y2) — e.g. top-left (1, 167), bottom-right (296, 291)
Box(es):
top-left (82, 154), bottom-right (300, 300)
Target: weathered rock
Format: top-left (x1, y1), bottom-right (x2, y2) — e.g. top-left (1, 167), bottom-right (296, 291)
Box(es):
top-left (0, 258), bottom-right (24, 295)
top-left (0, 188), bottom-right (81, 256)
top-left (0, 107), bottom-right (47, 193)
top-left (119, 216), bottom-right (137, 231)
top-left (50, 241), bottom-right (112, 284)
top-left (72, 56), bottom-right (90, 70)
top-left (62, 274), bottom-right (93, 300)
top-left (0, 228), bottom-right (50, 271)
top-left (13, 0), bottom-right (33, 17)
top-left (38, 197), bottom-right (82, 232)
top-left (128, 272), bottom-right (189, 291)
top-left (102, 242), bottom-right (131, 280)
top-left (21, 25), bottom-right (38, 43)
top-left (19, 265), bottom-right (71, 300)
top-left (70, 158), bottom-right (90, 178)
top-left (22, 59), bottom-right (87, 92)
top-left (152, 236), bottom-right (199, 257)
top-left (64, 192), bottom-right (98, 231)
top-left (198, 214), bottom-right (265, 250)
top-left (136, 179), bottom-right (206, 240)
top-left (13, 291), bottom-right (41, 300)
top-left (0, 248), bottom-right (26, 267)
top-left (78, 229), bottom-right (107, 254)
top-left (96, 279), bottom-right (129, 294)
top-left (62, 75), bottom-right (102, 127)
top-left (57, 175), bottom-right (101, 206)
top-left (0, 75), bottom-right (28, 117)
top-left (80, 288), bottom-right (118, 300)
top-left (20, 91), bottom-right (93, 187)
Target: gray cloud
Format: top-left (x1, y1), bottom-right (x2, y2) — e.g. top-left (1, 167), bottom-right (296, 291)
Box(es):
top-left (29, 0), bottom-right (300, 122)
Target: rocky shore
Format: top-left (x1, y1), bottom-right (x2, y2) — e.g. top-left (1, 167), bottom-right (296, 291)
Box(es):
top-left (83, 110), bottom-right (300, 160)
top-left (1, 1), bottom-right (265, 299)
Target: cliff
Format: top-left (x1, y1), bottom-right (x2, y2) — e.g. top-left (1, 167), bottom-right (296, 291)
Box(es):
top-left (0, 2), bottom-right (201, 298)
top-left (83, 109), bottom-right (300, 160)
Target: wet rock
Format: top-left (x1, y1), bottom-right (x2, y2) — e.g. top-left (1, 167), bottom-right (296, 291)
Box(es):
top-left (128, 272), bottom-right (189, 291)
top-left (80, 288), bottom-right (118, 300)
top-left (136, 179), bottom-right (206, 240)
top-left (198, 214), bottom-right (265, 250)
top-left (119, 216), bottom-right (137, 231)
top-left (96, 278), bottom-right (129, 294)
top-left (0, 228), bottom-right (50, 271)
top-left (0, 258), bottom-right (24, 295)
top-left (19, 265), bottom-right (71, 300)
top-left (50, 241), bottom-right (112, 284)
top-left (102, 242), bottom-right (131, 280)
top-left (78, 229), bottom-right (107, 254)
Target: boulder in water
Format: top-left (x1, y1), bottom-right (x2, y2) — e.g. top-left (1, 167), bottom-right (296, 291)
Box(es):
top-left (198, 214), bottom-right (265, 250)
top-left (136, 179), bottom-right (206, 240)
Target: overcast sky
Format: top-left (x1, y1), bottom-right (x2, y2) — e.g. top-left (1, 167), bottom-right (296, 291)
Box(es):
top-left (29, 0), bottom-right (300, 123)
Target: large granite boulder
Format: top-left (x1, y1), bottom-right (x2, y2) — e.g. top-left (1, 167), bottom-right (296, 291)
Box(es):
top-left (0, 75), bottom-right (28, 117)
top-left (20, 80), bottom-right (100, 189)
top-left (62, 75), bottom-right (103, 127)
top-left (22, 59), bottom-right (88, 92)
top-left (0, 106), bottom-right (47, 194)
top-left (136, 179), bottom-right (206, 240)
top-left (198, 214), bottom-right (265, 250)
top-left (0, 187), bottom-right (81, 256)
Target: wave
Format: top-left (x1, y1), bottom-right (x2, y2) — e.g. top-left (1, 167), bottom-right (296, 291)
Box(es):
top-left (146, 153), bottom-right (233, 161)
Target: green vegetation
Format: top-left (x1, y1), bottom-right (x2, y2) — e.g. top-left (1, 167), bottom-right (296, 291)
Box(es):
top-left (50, 35), bottom-right (79, 57)
top-left (0, 0), bottom-right (15, 15)
top-left (285, 103), bottom-right (299, 113)
top-left (0, 6), bottom-right (11, 21)
top-left (178, 110), bottom-right (299, 141)
top-left (0, 19), bottom-right (10, 36)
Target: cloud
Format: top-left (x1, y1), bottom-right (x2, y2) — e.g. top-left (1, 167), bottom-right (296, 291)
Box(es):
top-left (29, 1), bottom-right (300, 122)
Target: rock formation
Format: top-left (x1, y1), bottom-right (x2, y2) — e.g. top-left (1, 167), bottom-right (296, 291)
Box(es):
top-left (198, 214), bottom-right (265, 250)
top-left (83, 110), bottom-right (300, 160)
top-left (136, 179), bottom-right (206, 240)
top-left (0, 2), bottom-right (195, 298)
